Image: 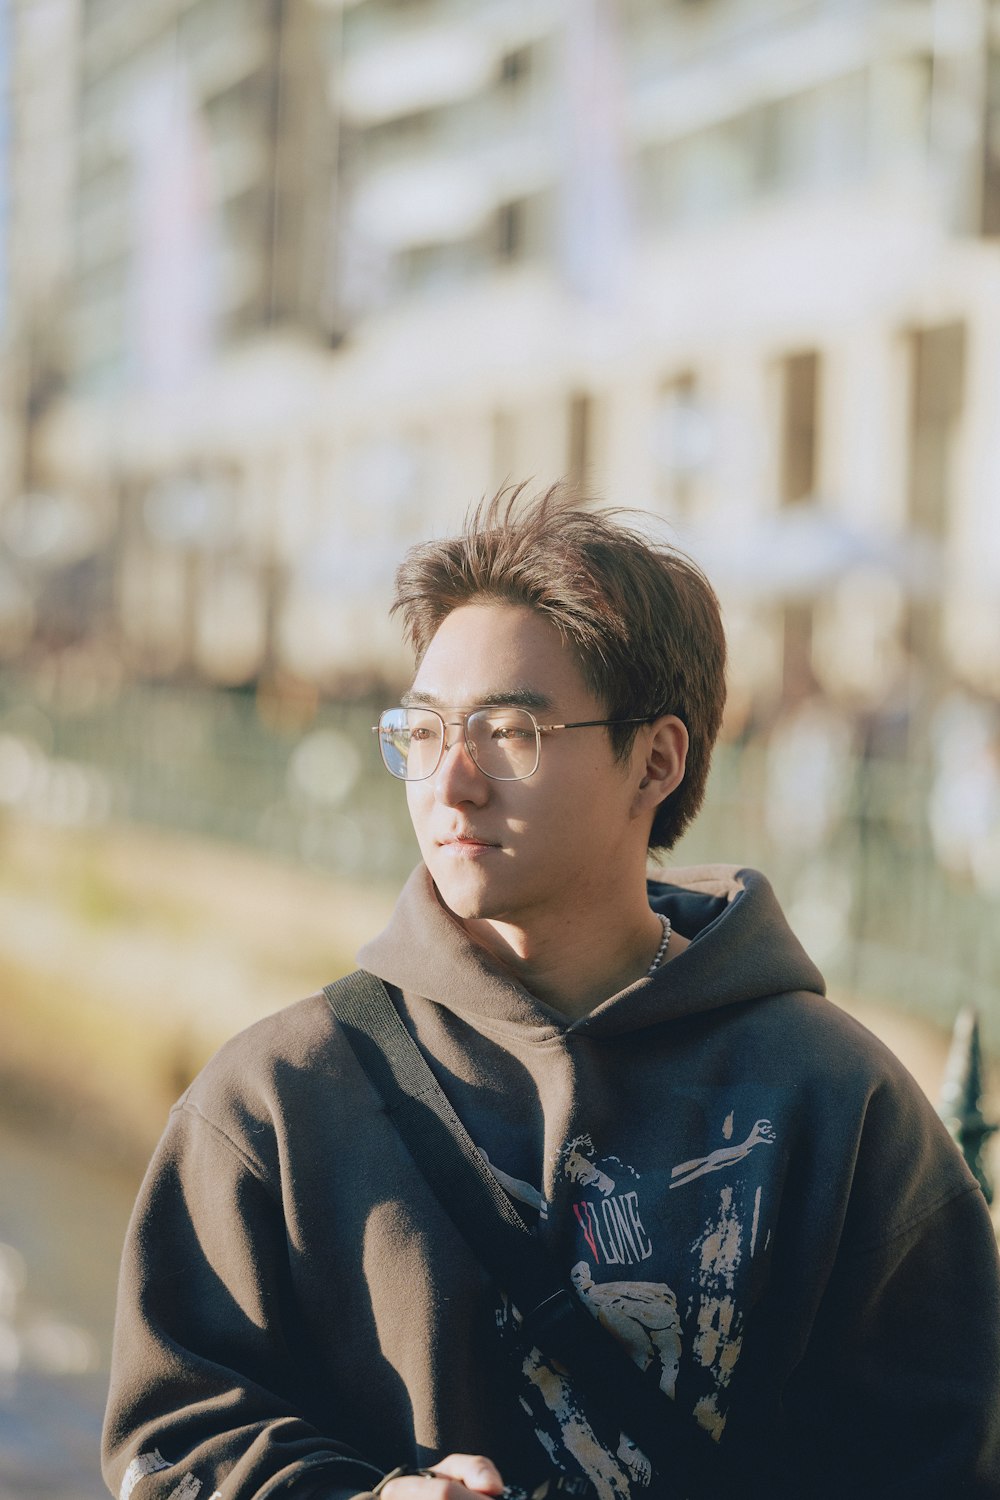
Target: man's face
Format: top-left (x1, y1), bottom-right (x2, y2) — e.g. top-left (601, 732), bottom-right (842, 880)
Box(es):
top-left (404, 602), bottom-right (647, 928)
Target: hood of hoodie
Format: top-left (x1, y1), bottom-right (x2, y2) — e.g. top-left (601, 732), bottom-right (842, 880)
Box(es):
top-left (357, 861), bottom-right (825, 1039)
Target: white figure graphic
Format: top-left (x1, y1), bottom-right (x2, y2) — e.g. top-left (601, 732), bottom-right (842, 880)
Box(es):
top-left (520, 1341), bottom-right (641, 1497)
top-left (570, 1262), bottom-right (682, 1397)
top-left (669, 1120), bottom-right (776, 1189)
top-left (564, 1151), bottom-right (616, 1196)
top-left (616, 1435), bottom-right (652, 1487)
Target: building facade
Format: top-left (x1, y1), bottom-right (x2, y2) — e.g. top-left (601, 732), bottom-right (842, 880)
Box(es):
top-left (5, 0), bottom-right (1000, 708)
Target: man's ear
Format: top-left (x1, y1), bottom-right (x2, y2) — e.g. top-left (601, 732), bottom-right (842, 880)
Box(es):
top-left (635, 716), bottom-right (688, 811)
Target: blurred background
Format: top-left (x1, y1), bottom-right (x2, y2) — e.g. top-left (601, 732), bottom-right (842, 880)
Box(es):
top-left (3, 0), bottom-right (1000, 1492)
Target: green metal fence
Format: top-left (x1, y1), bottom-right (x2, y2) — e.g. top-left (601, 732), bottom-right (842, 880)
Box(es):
top-left (0, 675), bottom-right (995, 1047)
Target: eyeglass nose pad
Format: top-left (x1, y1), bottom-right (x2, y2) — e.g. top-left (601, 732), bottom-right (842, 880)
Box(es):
top-left (436, 717), bottom-right (483, 781)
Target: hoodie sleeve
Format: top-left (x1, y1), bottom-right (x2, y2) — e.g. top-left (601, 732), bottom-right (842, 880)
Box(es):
top-left (101, 1099), bottom-right (384, 1500)
top-left (781, 1078), bottom-right (1000, 1498)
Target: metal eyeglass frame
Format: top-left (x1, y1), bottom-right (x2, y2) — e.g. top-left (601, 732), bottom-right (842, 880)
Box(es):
top-left (373, 706), bottom-right (657, 782)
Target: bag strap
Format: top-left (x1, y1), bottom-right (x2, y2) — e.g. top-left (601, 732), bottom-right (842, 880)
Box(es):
top-left (324, 971), bottom-right (725, 1499)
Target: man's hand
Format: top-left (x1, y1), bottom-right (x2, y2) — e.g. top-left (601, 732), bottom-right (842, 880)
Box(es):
top-left (381, 1454), bottom-right (505, 1499)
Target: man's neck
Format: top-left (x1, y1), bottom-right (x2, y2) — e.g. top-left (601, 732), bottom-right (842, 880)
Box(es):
top-left (460, 901), bottom-right (687, 1021)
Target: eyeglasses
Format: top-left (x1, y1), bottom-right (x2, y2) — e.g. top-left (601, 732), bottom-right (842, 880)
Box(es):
top-left (374, 706), bottom-right (656, 782)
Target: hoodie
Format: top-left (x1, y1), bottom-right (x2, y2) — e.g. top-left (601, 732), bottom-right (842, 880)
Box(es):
top-left (103, 865), bottom-right (1000, 1500)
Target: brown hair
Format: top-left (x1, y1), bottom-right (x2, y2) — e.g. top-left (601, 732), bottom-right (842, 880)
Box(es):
top-left (392, 482), bottom-right (727, 852)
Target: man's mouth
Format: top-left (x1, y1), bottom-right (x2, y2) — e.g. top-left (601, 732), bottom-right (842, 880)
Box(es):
top-left (437, 833), bottom-right (501, 851)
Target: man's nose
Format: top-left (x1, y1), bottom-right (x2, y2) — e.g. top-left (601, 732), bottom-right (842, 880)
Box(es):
top-left (433, 723), bottom-right (488, 804)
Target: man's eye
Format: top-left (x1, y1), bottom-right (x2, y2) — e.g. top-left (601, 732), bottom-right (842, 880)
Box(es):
top-left (409, 726), bottom-right (439, 742)
top-left (491, 724), bottom-right (531, 741)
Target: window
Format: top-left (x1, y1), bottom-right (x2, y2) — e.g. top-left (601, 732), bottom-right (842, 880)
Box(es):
top-left (780, 350), bottom-right (820, 507)
top-left (498, 46), bottom-right (531, 88)
top-left (777, 349), bottom-right (822, 694)
top-left (982, 52), bottom-right (1000, 235)
top-left (904, 322), bottom-right (964, 669)
top-left (908, 323), bottom-right (964, 539)
top-left (568, 392), bottom-right (592, 487)
top-left (653, 372), bottom-right (710, 518)
top-left (495, 200), bottom-right (525, 263)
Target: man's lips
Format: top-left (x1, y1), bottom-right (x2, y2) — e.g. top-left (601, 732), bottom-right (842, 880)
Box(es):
top-left (436, 833), bottom-right (502, 850)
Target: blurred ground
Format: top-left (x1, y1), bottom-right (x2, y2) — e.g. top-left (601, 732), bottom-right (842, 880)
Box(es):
top-left (0, 812), bottom-right (399, 1163)
top-left (0, 1117), bottom-right (134, 1500)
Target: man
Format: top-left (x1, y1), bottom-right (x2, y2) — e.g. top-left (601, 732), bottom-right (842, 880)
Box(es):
top-left (104, 485), bottom-right (1000, 1500)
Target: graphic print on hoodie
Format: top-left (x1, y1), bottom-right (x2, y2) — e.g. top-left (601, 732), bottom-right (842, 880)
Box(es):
top-left (486, 1094), bottom-right (782, 1491)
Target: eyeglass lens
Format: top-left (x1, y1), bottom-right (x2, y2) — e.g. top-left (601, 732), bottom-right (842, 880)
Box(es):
top-left (379, 707), bottom-right (540, 780)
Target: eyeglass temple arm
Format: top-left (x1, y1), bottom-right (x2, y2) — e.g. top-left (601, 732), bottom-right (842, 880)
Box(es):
top-left (373, 714), bottom-right (657, 733)
top-left (539, 716), bottom-right (657, 732)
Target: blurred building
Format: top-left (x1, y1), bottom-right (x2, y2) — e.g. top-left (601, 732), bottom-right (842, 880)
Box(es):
top-left (4, 0), bottom-right (1000, 708)
top-left (2, 0), bottom-right (335, 678)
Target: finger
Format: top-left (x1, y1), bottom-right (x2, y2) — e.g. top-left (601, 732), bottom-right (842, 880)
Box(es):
top-left (380, 1478), bottom-right (466, 1500)
top-left (380, 1463), bottom-right (504, 1500)
top-left (428, 1454), bottom-right (504, 1494)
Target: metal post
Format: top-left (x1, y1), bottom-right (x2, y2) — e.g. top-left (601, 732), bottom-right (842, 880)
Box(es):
top-left (939, 1005), bottom-right (998, 1203)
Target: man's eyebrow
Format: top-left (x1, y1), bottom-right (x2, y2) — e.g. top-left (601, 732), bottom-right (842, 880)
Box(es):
top-left (400, 687), bottom-right (554, 711)
top-left (482, 689), bottom-right (553, 711)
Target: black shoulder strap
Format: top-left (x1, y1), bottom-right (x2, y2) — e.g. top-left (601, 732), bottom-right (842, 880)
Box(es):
top-left (324, 971), bottom-right (725, 1500)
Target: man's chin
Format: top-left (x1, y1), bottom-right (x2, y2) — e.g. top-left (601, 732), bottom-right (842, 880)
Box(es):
top-left (432, 886), bottom-right (495, 924)
top-left (427, 864), bottom-right (511, 924)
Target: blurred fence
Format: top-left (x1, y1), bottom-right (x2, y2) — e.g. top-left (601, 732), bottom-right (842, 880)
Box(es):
top-left (676, 742), bottom-right (1000, 1051)
top-left (0, 677), bottom-right (420, 884)
top-left (0, 674), bottom-right (996, 1050)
